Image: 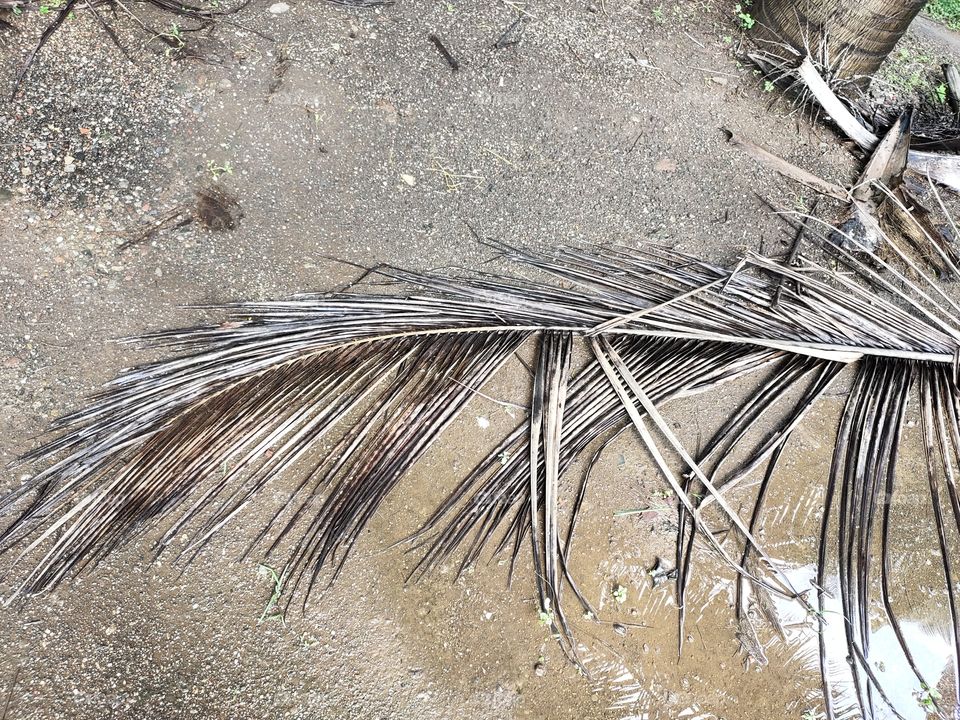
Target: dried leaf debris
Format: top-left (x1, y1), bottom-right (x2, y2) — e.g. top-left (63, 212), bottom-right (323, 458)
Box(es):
top-left (3, 229), bottom-right (960, 717)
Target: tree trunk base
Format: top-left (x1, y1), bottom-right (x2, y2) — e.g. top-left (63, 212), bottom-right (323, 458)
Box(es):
top-left (752, 0), bottom-right (926, 81)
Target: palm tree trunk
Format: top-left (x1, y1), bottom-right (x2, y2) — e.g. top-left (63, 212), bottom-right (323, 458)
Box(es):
top-left (753, 0), bottom-right (926, 80)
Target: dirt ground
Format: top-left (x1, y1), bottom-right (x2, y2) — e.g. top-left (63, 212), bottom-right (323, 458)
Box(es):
top-left (1, 1), bottom-right (958, 719)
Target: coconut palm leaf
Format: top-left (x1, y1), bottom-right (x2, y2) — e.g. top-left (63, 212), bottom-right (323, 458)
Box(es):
top-left (3, 239), bottom-right (960, 718)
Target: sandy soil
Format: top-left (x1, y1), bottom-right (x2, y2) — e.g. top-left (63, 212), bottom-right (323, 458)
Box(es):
top-left (0, 1), bottom-right (958, 719)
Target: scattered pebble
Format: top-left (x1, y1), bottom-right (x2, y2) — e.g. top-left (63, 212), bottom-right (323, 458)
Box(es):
top-left (269, 2), bottom-right (289, 13)
top-left (655, 158), bottom-right (678, 173)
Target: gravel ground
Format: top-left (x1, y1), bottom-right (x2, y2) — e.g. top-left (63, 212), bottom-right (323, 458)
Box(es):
top-left (1, 2), bottom-right (959, 719)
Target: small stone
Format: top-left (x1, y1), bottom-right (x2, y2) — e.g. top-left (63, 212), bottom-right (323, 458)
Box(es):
top-left (654, 158), bottom-right (677, 173)
top-left (268, 2), bottom-right (289, 12)
top-left (534, 662), bottom-right (546, 677)
top-left (376, 98), bottom-right (399, 124)
top-left (711, 76), bottom-right (729, 86)
top-left (400, 173), bottom-right (416, 187)
top-left (2, 357), bottom-right (22, 368)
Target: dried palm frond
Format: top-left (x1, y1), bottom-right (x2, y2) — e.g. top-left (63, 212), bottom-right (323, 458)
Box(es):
top-left (2, 232), bottom-right (960, 718)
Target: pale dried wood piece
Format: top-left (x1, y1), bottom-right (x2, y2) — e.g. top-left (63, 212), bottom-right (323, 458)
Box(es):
top-left (943, 64), bottom-right (960, 121)
top-left (725, 130), bottom-right (849, 201)
top-left (797, 57), bottom-right (960, 193)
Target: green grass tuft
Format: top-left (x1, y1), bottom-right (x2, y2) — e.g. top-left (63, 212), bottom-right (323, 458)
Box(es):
top-left (926, 0), bottom-right (960, 30)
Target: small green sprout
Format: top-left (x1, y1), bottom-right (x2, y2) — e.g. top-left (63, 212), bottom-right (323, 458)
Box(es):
top-left (537, 597), bottom-right (555, 627)
top-left (915, 683), bottom-right (941, 713)
top-left (207, 160), bottom-right (234, 180)
top-left (155, 22), bottom-right (185, 56)
top-left (257, 563), bottom-right (286, 625)
top-left (612, 584), bottom-right (627, 604)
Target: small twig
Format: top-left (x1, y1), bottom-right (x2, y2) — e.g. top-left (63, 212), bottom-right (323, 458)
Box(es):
top-left (481, 146), bottom-right (518, 169)
top-left (724, 128), bottom-right (849, 202)
top-left (87, 1), bottom-right (135, 63)
top-left (772, 198), bottom-right (819, 309)
top-left (564, 40), bottom-right (586, 66)
top-left (12, 0), bottom-right (78, 97)
top-left (500, 0), bottom-right (535, 19)
top-left (117, 204), bottom-right (192, 252)
top-left (451, 378), bottom-right (528, 411)
top-left (428, 33), bottom-right (459, 72)
top-left (2, 667), bottom-right (19, 720)
top-left (493, 15), bottom-right (524, 49)
top-left (682, 31), bottom-right (704, 49)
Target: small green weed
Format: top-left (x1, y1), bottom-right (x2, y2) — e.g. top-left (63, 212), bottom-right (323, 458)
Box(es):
top-left (207, 160), bottom-right (234, 180)
top-left (257, 563), bottom-right (286, 625)
top-left (915, 683), bottom-right (941, 713)
top-left (926, 0), bottom-right (960, 30)
top-left (38, 0), bottom-right (64, 15)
